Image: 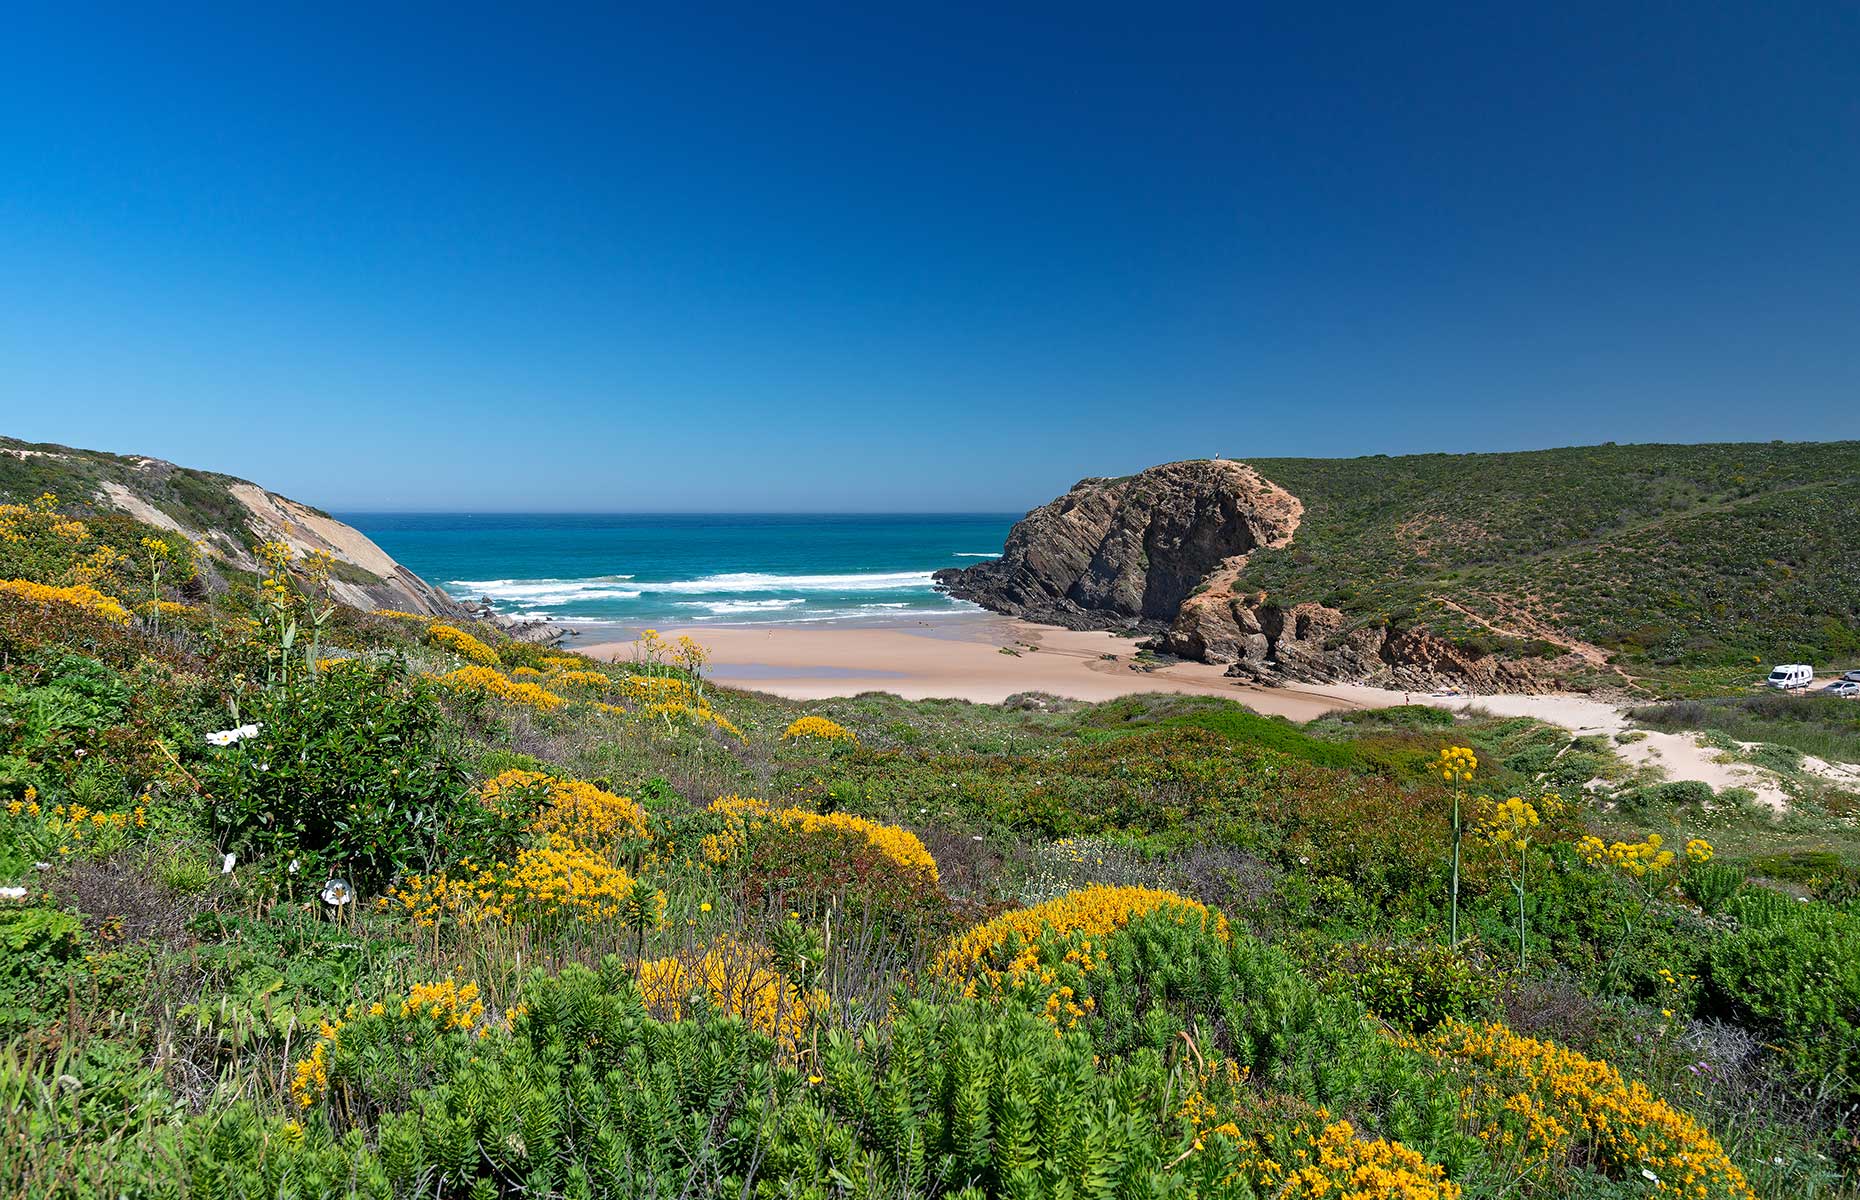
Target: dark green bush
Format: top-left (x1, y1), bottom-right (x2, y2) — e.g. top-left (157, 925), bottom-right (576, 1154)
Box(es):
top-left (199, 662), bottom-right (518, 894)
top-left (1703, 895), bottom-right (1860, 1094)
top-left (1308, 940), bottom-right (1497, 1034)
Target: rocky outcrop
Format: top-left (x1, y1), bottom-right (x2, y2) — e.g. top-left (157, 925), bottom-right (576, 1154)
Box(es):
top-left (1186, 597), bottom-right (1581, 691)
top-left (944, 457), bottom-right (1578, 692)
top-left (934, 460), bottom-right (1303, 631)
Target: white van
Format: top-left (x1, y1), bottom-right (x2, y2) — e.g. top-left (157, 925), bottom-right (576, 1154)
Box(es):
top-left (1766, 664), bottom-right (1813, 690)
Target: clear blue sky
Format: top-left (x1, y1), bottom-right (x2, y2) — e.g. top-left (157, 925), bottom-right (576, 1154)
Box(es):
top-left (3, 4), bottom-right (1856, 511)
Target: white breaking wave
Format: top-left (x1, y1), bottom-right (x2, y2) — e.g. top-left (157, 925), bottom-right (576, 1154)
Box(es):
top-left (448, 578), bottom-right (642, 604)
top-left (675, 598), bottom-right (808, 615)
top-left (455, 570), bottom-right (933, 600)
top-left (642, 570), bottom-right (934, 594)
top-left (952, 552), bottom-right (998, 558)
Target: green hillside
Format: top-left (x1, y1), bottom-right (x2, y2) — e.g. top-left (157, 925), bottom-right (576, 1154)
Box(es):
top-left (1241, 441), bottom-right (1860, 673)
top-left (0, 435), bottom-right (313, 535)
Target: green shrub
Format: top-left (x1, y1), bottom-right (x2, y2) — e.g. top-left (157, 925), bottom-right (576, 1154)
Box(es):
top-left (1680, 861), bottom-right (1745, 916)
top-left (1308, 941), bottom-right (1498, 1033)
top-left (967, 909), bottom-right (1470, 1167)
top-left (199, 662), bottom-right (518, 894)
top-left (0, 905), bottom-right (83, 1031)
top-left (1703, 894), bottom-right (1860, 1093)
top-left (191, 960), bottom-right (1276, 1199)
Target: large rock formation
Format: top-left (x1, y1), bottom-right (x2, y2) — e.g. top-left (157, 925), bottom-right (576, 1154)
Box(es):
top-left (941, 458), bottom-right (1579, 691)
top-left (934, 460), bottom-right (1303, 632)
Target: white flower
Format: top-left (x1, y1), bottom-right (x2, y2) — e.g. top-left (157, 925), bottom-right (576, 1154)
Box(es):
top-left (1641, 1169), bottom-right (1659, 1184)
top-left (321, 878), bottom-right (354, 907)
top-left (32, 862), bottom-right (50, 872)
top-left (0, 886), bottom-right (27, 901)
top-left (287, 858), bottom-right (300, 875)
top-left (206, 723), bottom-right (262, 747)
top-left (221, 852), bottom-right (237, 875)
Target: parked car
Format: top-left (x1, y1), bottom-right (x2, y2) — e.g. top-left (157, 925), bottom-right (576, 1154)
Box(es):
top-left (1766, 664), bottom-right (1814, 690)
top-left (1824, 680), bottom-right (1860, 698)
top-left (1843, 669), bottom-right (1860, 683)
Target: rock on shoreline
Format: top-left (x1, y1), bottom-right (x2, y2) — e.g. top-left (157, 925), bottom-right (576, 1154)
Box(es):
top-left (936, 458), bottom-right (1577, 692)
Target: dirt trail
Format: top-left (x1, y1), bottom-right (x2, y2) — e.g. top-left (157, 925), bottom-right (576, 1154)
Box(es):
top-left (1433, 595), bottom-right (1620, 671)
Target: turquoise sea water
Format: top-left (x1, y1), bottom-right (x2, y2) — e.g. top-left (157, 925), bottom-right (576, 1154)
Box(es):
top-left (342, 513), bottom-right (1016, 629)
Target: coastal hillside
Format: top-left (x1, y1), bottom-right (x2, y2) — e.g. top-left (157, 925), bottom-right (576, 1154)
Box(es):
top-left (0, 435), bottom-right (462, 617)
top-left (940, 442), bottom-right (1860, 690)
top-left (0, 471), bottom-right (1853, 1198)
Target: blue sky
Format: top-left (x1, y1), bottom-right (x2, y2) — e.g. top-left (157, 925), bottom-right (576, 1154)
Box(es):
top-left (3, 3), bottom-right (1856, 511)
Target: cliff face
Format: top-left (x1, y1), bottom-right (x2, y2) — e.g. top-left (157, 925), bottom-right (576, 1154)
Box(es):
top-left (942, 458), bottom-right (1580, 691)
top-left (2, 437), bottom-right (464, 618)
top-left (934, 460), bottom-right (1303, 631)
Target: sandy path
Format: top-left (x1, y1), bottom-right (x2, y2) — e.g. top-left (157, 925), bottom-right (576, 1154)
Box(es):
top-left (578, 616), bottom-right (1376, 721)
top-left (1415, 692), bottom-right (1794, 812)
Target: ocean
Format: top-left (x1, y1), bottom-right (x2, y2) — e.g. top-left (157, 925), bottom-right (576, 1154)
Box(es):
top-left (342, 512), bottom-right (1017, 630)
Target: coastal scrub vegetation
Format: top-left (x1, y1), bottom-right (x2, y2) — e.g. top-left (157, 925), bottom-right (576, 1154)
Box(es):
top-left (0, 491), bottom-right (1856, 1198)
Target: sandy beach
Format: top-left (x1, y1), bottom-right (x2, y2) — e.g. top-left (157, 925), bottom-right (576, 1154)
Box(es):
top-left (576, 615), bottom-right (1840, 806)
top-left (577, 613), bottom-right (1384, 721)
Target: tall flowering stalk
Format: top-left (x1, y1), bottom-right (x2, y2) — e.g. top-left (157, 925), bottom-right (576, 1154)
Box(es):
top-left (1576, 832), bottom-right (1711, 988)
top-left (1435, 746), bottom-right (1478, 946)
top-left (255, 541), bottom-right (339, 688)
top-left (139, 537), bottom-right (170, 634)
top-left (1474, 794), bottom-right (1560, 969)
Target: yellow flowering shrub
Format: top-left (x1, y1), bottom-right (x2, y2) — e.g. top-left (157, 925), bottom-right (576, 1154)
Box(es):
top-left (540, 654), bottom-right (586, 671)
top-left (781, 715), bottom-right (857, 743)
top-left (636, 936), bottom-right (817, 1051)
top-left (621, 675), bottom-right (696, 706)
top-left (290, 978), bottom-right (498, 1109)
top-left (0, 578), bottom-right (131, 624)
top-left (1406, 1020), bottom-right (1755, 1198)
top-left (700, 795), bottom-right (938, 882)
top-left (478, 769), bottom-right (649, 848)
top-left (1244, 1118), bottom-right (1460, 1200)
top-left (400, 978), bottom-right (487, 1030)
top-left (5, 795), bottom-right (148, 858)
top-left (289, 1017), bottom-right (342, 1108)
top-left (389, 836), bottom-right (637, 927)
top-left (551, 668), bottom-right (612, 690)
top-left (435, 665), bottom-right (566, 711)
top-left (426, 622), bottom-right (501, 666)
top-left (371, 608), bottom-right (428, 621)
top-left (509, 665), bottom-right (544, 679)
top-left (637, 700), bottom-right (745, 740)
top-left (933, 885), bottom-right (1229, 983)
top-left (0, 495), bottom-right (92, 546)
